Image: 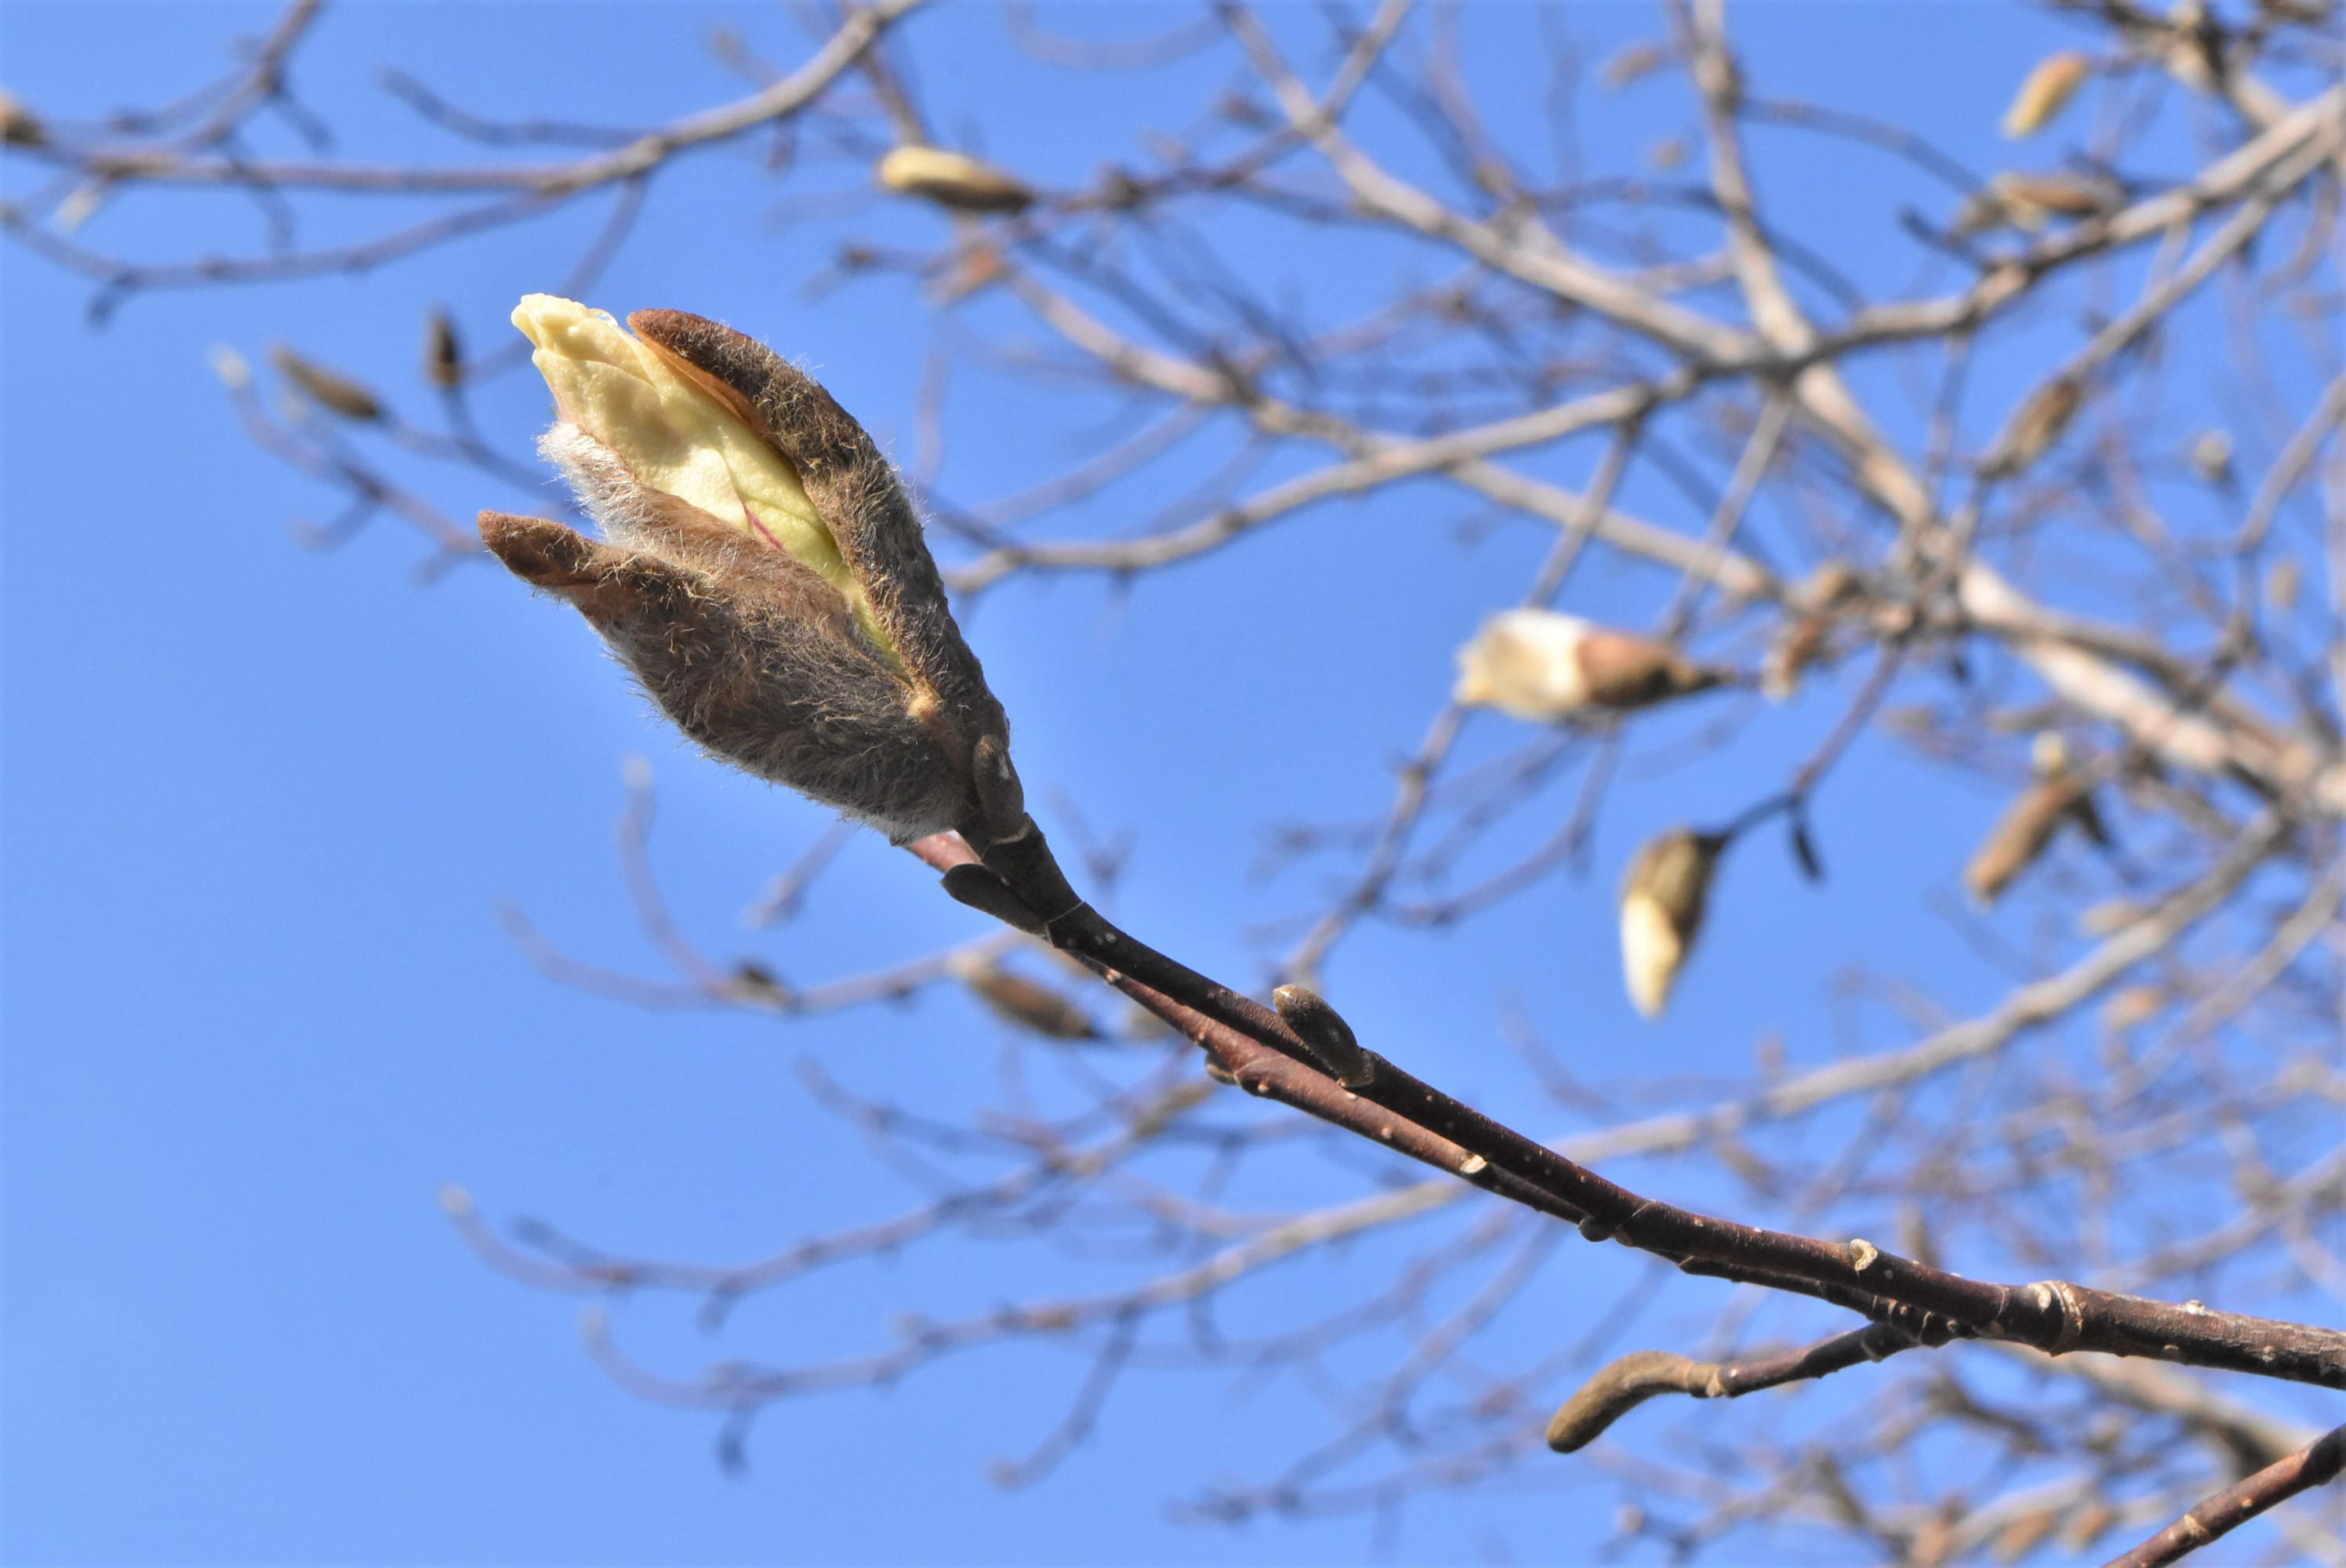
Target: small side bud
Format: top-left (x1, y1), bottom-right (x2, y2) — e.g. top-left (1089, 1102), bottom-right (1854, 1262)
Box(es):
top-left (1762, 615), bottom-right (1827, 701)
top-left (1600, 42), bottom-right (1669, 90)
top-left (1271, 984), bottom-right (1378, 1087)
top-left (425, 308), bottom-right (463, 390)
top-left (877, 146), bottom-right (1036, 215)
top-left (1989, 172), bottom-right (2122, 228)
top-left (1763, 562), bottom-right (1866, 699)
top-left (2189, 429), bottom-right (2235, 487)
top-left (207, 343), bottom-right (252, 392)
top-left (970, 732), bottom-right (1027, 844)
top-left (939, 864), bottom-right (1051, 935)
top-left (436, 1184), bottom-right (475, 1218)
top-left (270, 344), bottom-right (385, 422)
top-left (1619, 829), bottom-right (1726, 1019)
top-left (729, 960), bottom-right (789, 1004)
top-left (2101, 985), bottom-right (2165, 1032)
top-left (2268, 557), bottom-right (2302, 613)
top-left (0, 89), bottom-right (45, 147)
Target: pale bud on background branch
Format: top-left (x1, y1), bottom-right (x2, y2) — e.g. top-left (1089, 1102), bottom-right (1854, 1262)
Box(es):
top-left (2000, 51), bottom-right (2093, 138)
top-left (269, 344), bottom-right (385, 423)
top-left (1618, 828), bottom-right (1727, 1019)
top-left (1963, 733), bottom-right (2109, 906)
top-left (0, 88), bottom-right (44, 147)
top-left (424, 309), bottom-right (463, 391)
top-left (946, 952), bottom-right (1101, 1040)
top-left (1454, 609), bottom-right (1727, 723)
top-left (877, 145), bottom-right (1036, 216)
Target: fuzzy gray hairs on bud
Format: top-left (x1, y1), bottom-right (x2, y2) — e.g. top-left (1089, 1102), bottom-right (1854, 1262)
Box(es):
top-left (481, 298), bottom-right (1023, 848)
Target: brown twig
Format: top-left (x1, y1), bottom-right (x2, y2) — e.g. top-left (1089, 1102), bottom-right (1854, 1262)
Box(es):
top-left (2099, 1422), bottom-right (2345, 1568)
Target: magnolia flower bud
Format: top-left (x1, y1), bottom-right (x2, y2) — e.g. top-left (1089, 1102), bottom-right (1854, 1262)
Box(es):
top-left (1762, 561), bottom-right (1865, 701)
top-left (206, 343), bottom-right (252, 392)
top-left (1761, 619), bottom-right (1825, 702)
top-left (2001, 52), bottom-right (2092, 138)
top-left (0, 89), bottom-right (45, 147)
top-left (1988, 375), bottom-right (2084, 477)
top-left (2268, 557), bottom-right (2302, 613)
top-left (483, 296), bottom-right (1022, 847)
top-left (1963, 733), bottom-right (2107, 905)
top-left (1454, 609), bottom-right (1723, 722)
top-left (2189, 429), bottom-right (2235, 487)
top-left (1618, 829), bottom-right (1725, 1019)
top-left (876, 146), bottom-right (1036, 215)
top-left (269, 345), bottom-right (384, 422)
top-left (946, 953), bottom-right (1099, 1040)
top-left (1990, 172), bottom-right (2122, 226)
top-left (1600, 42), bottom-right (1669, 90)
top-left (2101, 985), bottom-right (2166, 1032)
top-left (425, 308), bottom-right (463, 390)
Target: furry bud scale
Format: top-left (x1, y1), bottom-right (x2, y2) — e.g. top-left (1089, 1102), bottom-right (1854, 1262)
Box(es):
top-left (484, 297), bottom-right (1021, 848)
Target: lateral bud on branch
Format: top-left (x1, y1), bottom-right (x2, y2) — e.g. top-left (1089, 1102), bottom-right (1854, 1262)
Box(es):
top-left (939, 863), bottom-right (1051, 935)
top-left (1270, 985), bottom-right (1378, 1088)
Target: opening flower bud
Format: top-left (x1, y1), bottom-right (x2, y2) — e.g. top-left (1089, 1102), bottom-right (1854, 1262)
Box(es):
top-left (485, 297), bottom-right (1020, 848)
top-left (512, 294), bottom-right (897, 662)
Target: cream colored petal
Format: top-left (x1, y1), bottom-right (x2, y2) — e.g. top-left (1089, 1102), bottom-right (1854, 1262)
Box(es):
top-left (1453, 609), bottom-right (1592, 720)
top-left (513, 294), bottom-right (839, 578)
top-left (1620, 891), bottom-right (1683, 1019)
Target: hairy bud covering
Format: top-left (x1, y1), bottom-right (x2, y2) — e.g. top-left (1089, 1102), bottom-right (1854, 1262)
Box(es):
top-left (483, 296), bottom-right (1022, 847)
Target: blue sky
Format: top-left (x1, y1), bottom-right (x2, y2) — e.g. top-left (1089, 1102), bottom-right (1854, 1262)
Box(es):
top-left (4, 3), bottom-right (2331, 1564)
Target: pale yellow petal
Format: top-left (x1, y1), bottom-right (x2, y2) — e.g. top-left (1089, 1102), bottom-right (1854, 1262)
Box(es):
top-left (1620, 892), bottom-right (1683, 1019)
top-left (512, 294), bottom-right (841, 581)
